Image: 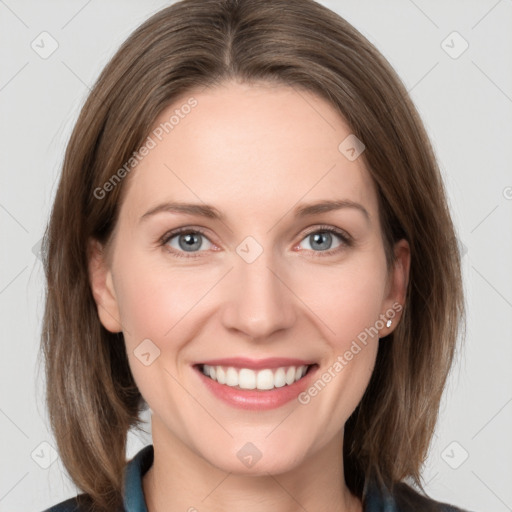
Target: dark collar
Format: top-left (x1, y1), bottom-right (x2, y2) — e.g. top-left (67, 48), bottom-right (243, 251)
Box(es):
top-left (123, 444), bottom-right (153, 512)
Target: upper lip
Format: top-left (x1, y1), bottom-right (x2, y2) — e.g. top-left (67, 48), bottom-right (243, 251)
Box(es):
top-left (195, 357), bottom-right (316, 370)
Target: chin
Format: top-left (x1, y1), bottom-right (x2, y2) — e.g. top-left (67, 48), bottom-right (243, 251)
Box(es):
top-left (197, 438), bottom-right (308, 477)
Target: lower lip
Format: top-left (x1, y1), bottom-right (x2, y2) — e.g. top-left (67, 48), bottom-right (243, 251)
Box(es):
top-left (194, 365), bottom-right (318, 410)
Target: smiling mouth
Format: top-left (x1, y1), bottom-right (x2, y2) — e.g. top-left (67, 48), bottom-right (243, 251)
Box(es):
top-left (195, 363), bottom-right (317, 391)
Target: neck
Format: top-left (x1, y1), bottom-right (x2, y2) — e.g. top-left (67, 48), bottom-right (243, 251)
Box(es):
top-left (142, 416), bottom-right (362, 512)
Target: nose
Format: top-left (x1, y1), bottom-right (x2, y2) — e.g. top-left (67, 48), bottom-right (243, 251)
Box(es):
top-left (220, 247), bottom-right (297, 341)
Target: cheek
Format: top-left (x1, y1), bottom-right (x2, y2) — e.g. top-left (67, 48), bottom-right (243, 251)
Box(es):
top-left (113, 252), bottom-right (214, 344)
top-left (293, 254), bottom-right (388, 344)
top-left (294, 262), bottom-right (385, 427)
top-left (111, 252), bottom-right (213, 406)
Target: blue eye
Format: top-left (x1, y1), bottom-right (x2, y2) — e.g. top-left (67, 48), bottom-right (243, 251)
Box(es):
top-left (295, 226), bottom-right (352, 257)
top-left (162, 228), bottom-right (213, 257)
top-left (299, 229), bottom-right (345, 252)
top-left (159, 225), bottom-right (351, 259)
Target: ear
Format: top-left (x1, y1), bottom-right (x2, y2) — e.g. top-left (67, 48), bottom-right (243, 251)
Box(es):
top-left (379, 238), bottom-right (410, 337)
top-left (87, 238), bottom-right (123, 333)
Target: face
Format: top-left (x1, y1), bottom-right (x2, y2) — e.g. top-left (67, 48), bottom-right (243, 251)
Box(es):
top-left (89, 80), bottom-right (409, 476)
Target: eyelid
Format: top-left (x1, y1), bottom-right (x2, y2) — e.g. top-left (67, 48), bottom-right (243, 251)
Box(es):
top-left (159, 225), bottom-right (211, 244)
top-left (300, 224), bottom-right (352, 242)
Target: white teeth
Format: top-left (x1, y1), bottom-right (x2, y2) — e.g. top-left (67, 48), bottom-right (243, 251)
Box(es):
top-left (273, 368), bottom-right (286, 388)
top-left (216, 366), bottom-right (226, 384)
top-left (239, 368), bottom-right (256, 390)
top-left (256, 369), bottom-right (274, 390)
top-left (285, 366), bottom-right (296, 385)
top-left (226, 367), bottom-right (238, 386)
top-left (201, 364), bottom-right (310, 390)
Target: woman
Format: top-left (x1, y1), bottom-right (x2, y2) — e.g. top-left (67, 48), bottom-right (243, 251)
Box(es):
top-left (41, 0), bottom-right (470, 510)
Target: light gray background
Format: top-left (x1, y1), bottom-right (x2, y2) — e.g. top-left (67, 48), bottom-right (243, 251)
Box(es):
top-left (1, 1), bottom-right (511, 511)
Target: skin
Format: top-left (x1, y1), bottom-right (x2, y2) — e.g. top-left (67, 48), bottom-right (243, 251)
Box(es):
top-left (88, 80), bottom-right (410, 512)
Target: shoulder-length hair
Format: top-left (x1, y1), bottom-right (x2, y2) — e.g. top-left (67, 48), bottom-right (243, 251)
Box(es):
top-left (40, 0), bottom-right (465, 510)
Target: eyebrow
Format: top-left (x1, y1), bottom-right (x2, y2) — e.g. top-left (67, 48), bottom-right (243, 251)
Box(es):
top-left (139, 199), bottom-right (370, 223)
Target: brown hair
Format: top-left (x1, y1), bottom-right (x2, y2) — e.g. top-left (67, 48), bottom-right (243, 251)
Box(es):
top-left (40, 0), bottom-right (465, 509)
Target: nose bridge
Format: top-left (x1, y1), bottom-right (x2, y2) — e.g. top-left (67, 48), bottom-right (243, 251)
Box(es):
top-left (222, 240), bottom-right (296, 339)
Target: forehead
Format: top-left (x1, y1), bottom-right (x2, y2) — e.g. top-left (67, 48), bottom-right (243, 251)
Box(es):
top-left (119, 81), bottom-right (378, 225)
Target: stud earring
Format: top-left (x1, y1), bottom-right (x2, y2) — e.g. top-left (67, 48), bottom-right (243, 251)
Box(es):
top-left (386, 319), bottom-right (392, 328)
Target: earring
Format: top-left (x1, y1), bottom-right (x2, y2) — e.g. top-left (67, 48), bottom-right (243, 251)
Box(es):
top-left (386, 319), bottom-right (392, 328)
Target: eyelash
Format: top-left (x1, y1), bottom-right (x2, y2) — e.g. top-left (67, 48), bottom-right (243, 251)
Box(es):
top-left (158, 225), bottom-right (352, 259)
